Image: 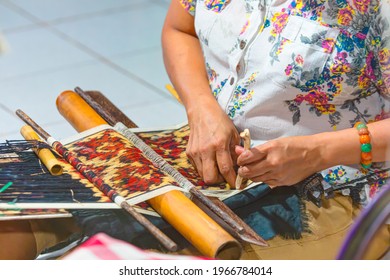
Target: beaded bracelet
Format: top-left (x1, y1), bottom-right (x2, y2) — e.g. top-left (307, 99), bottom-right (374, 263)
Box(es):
top-left (354, 121), bottom-right (372, 170)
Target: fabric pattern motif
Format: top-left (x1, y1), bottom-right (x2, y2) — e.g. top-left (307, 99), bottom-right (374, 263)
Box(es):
top-left (228, 72), bottom-right (258, 118)
top-left (67, 129), bottom-right (179, 201)
top-left (204, 0), bottom-right (231, 12)
top-left (179, 0), bottom-right (197, 15)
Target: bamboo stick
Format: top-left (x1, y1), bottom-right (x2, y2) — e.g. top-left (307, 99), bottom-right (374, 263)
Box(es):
top-left (56, 90), bottom-right (107, 132)
top-left (56, 90), bottom-right (243, 259)
top-left (20, 125), bottom-right (63, 176)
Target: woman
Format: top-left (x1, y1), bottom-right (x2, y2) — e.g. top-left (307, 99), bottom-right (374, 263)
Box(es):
top-left (161, 0), bottom-right (390, 259)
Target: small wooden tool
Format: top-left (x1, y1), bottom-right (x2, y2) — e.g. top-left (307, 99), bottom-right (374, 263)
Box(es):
top-left (235, 129), bottom-right (251, 190)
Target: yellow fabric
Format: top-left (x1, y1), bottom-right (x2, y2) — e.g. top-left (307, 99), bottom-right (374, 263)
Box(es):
top-left (240, 194), bottom-right (390, 260)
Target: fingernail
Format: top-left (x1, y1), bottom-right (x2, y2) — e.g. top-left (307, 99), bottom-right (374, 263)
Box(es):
top-left (235, 145), bottom-right (244, 152)
top-left (241, 150), bottom-right (250, 158)
top-left (240, 166), bottom-right (249, 174)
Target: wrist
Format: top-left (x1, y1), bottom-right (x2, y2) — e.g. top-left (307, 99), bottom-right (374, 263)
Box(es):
top-left (185, 94), bottom-right (222, 120)
top-left (315, 129), bottom-right (361, 170)
top-left (302, 134), bottom-right (329, 173)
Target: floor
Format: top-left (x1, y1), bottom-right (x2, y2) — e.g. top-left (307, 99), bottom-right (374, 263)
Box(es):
top-left (0, 0), bottom-right (187, 143)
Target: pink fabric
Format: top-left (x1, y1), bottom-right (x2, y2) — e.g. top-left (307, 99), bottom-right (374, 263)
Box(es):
top-left (63, 233), bottom-right (207, 260)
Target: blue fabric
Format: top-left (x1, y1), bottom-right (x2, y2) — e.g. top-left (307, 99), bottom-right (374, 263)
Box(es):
top-left (224, 184), bottom-right (306, 240)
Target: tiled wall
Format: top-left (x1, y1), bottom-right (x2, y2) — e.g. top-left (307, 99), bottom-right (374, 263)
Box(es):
top-left (0, 0), bottom-right (186, 142)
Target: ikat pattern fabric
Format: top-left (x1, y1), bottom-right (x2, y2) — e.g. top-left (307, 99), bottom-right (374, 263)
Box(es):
top-left (65, 128), bottom-right (180, 203)
top-left (0, 126), bottom-right (243, 219)
top-left (179, 0), bottom-right (390, 202)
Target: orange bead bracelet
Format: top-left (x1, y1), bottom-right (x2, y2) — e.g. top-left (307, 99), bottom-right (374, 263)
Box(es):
top-left (354, 121), bottom-right (372, 170)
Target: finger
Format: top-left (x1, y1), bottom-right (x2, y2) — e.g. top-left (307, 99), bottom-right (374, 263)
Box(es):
top-left (230, 145), bottom-right (239, 172)
top-left (235, 145), bottom-right (245, 155)
top-left (192, 156), bottom-right (203, 178)
top-left (237, 162), bottom-right (271, 179)
top-left (216, 148), bottom-right (236, 188)
top-left (188, 155), bottom-right (200, 174)
top-left (230, 143), bottom-right (239, 166)
top-left (237, 147), bottom-right (266, 166)
top-left (186, 146), bottom-right (203, 178)
top-left (201, 151), bottom-right (224, 184)
top-left (263, 181), bottom-right (279, 188)
top-left (250, 172), bottom-right (280, 188)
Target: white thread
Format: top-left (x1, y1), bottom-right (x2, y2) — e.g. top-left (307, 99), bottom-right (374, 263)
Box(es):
top-left (46, 137), bottom-right (57, 146)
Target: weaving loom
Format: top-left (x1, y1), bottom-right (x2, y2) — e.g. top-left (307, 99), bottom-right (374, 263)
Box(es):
top-left (2, 88), bottom-right (388, 259)
top-left (0, 123), bottom-right (256, 215)
top-left (1, 89), bottom-right (274, 259)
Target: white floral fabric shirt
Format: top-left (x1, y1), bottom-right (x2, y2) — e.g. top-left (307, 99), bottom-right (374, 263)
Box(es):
top-left (179, 0), bottom-right (390, 203)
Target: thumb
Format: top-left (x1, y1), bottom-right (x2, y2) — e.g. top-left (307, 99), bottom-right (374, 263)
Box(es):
top-left (235, 145), bottom-right (245, 156)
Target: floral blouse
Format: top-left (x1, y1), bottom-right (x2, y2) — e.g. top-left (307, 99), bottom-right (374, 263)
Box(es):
top-left (179, 0), bottom-right (390, 203)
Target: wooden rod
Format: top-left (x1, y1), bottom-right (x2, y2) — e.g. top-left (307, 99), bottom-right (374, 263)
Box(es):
top-left (15, 109), bottom-right (178, 252)
top-left (20, 125), bottom-right (63, 176)
top-left (56, 90), bottom-right (242, 259)
top-left (74, 87), bottom-right (138, 129)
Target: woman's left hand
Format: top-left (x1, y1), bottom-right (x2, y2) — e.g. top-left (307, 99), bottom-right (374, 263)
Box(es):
top-left (236, 135), bottom-right (323, 187)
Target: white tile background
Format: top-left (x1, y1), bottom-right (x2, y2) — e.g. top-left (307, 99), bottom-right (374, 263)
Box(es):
top-left (0, 0), bottom-right (186, 142)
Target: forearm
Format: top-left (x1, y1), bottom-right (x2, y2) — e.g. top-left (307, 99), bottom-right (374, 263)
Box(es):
top-left (162, 31), bottom-right (214, 112)
top-left (315, 118), bottom-right (390, 170)
top-left (161, 3), bottom-right (219, 117)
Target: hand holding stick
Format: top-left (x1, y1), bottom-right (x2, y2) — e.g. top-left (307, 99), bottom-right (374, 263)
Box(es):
top-left (16, 109), bottom-right (178, 252)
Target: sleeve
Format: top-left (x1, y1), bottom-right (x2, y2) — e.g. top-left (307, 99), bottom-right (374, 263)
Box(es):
top-left (179, 0), bottom-right (197, 16)
top-left (367, 0), bottom-right (390, 97)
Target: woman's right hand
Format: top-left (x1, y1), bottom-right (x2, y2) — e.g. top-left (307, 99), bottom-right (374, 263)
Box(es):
top-left (186, 99), bottom-right (240, 188)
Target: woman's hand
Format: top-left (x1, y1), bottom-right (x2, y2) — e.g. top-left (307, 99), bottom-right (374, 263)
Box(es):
top-left (236, 135), bottom-right (323, 187)
top-left (187, 100), bottom-right (240, 187)
top-left (162, 0), bottom-right (240, 187)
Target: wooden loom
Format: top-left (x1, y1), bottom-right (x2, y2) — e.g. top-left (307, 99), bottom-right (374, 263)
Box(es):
top-left (17, 109), bottom-right (178, 251)
top-left (50, 88), bottom-right (267, 259)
